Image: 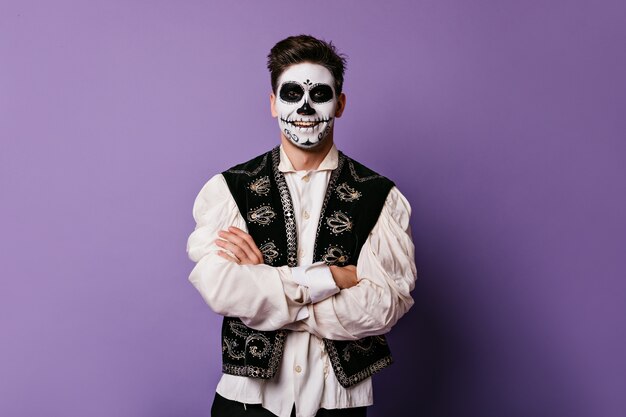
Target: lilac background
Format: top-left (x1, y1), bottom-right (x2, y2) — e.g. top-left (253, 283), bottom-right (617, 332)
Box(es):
top-left (1, 1), bottom-right (625, 416)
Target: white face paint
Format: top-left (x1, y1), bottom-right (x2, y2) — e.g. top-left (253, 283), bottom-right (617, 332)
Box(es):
top-left (274, 63), bottom-right (338, 149)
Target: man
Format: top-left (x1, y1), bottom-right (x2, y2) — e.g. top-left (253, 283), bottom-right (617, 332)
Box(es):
top-left (186, 34), bottom-right (417, 417)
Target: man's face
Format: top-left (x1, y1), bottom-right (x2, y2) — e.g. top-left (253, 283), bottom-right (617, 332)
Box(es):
top-left (272, 63), bottom-right (338, 149)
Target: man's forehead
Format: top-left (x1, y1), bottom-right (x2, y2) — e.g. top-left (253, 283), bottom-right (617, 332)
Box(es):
top-left (277, 62), bottom-right (335, 87)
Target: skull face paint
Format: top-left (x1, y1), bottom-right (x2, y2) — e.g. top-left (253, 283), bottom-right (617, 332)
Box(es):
top-left (274, 63), bottom-right (338, 149)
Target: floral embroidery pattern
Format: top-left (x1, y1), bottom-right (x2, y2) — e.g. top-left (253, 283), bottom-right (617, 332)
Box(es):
top-left (326, 211), bottom-right (353, 235)
top-left (247, 205), bottom-right (276, 226)
top-left (336, 182), bottom-right (361, 202)
top-left (323, 338), bottom-right (393, 388)
top-left (249, 176), bottom-right (271, 196)
top-left (322, 246), bottom-right (349, 266)
top-left (342, 336), bottom-right (387, 361)
top-left (259, 241), bottom-right (280, 265)
top-left (222, 319), bottom-right (287, 379)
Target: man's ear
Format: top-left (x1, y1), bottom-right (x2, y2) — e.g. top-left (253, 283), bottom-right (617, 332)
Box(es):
top-left (270, 92), bottom-right (278, 118)
top-left (335, 93), bottom-right (347, 118)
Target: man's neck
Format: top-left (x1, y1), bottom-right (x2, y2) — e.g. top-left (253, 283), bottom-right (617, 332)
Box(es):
top-left (280, 133), bottom-right (335, 171)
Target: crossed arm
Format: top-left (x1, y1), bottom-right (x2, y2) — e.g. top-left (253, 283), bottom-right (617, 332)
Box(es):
top-left (186, 174), bottom-right (417, 340)
top-left (215, 226), bottom-right (359, 290)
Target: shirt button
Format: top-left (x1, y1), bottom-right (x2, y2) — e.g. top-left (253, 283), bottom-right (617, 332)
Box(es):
top-left (295, 365), bottom-right (302, 373)
top-left (303, 211), bottom-right (310, 220)
top-left (302, 175), bottom-right (310, 182)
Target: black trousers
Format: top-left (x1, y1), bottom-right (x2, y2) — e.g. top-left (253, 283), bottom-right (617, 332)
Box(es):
top-left (211, 392), bottom-right (367, 417)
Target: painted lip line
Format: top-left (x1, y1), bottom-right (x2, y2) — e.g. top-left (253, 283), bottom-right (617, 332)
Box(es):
top-left (280, 117), bottom-right (332, 128)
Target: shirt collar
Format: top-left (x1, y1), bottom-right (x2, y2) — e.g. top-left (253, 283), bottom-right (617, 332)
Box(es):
top-left (278, 143), bottom-right (339, 173)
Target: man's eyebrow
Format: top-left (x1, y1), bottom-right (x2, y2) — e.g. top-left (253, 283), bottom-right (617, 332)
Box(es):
top-left (279, 81), bottom-right (302, 87)
top-left (310, 82), bottom-right (332, 88)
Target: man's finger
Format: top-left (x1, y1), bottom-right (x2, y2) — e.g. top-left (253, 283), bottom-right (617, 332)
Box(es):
top-left (217, 250), bottom-right (240, 264)
top-left (218, 230), bottom-right (258, 262)
top-left (227, 226), bottom-right (246, 234)
top-left (215, 238), bottom-right (248, 261)
top-left (228, 227), bottom-right (264, 262)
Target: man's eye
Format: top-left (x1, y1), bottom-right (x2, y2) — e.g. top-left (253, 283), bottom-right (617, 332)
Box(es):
top-left (279, 83), bottom-right (304, 103)
top-left (309, 85), bottom-right (333, 103)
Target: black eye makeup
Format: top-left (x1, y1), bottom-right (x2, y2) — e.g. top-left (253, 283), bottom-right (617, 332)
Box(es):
top-left (309, 84), bottom-right (334, 103)
top-left (279, 82), bottom-right (305, 103)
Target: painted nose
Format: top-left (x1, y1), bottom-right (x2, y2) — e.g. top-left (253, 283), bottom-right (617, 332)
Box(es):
top-left (297, 101), bottom-right (315, 116)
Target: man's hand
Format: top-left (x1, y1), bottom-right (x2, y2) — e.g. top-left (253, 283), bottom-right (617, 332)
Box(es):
top-left (214, 226), bottom-right (358, 290)
top-left (215, 226), bottom-right (263, 265)
top-left (329, 265), bottom-right (358, 289)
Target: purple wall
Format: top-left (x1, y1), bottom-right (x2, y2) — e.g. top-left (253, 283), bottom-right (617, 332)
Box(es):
top-left (1, 1), bottom-right (624, 416)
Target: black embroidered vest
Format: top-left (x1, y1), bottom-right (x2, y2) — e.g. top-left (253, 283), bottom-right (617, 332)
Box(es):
top-left (220, 146), bottom-right (395, 388)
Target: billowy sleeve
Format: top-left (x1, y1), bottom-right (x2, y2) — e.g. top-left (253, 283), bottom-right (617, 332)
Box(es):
top-left (283, 186), bottom-right (417, 340)
top-left (186, 174), bottom-right (333, 330)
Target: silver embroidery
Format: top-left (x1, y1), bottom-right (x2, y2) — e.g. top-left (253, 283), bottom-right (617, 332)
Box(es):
top-left (314, 152), bottom-right (392, 387)
top-left (247, 205), bottom-right (276, 226)
top-left (323, 338), bottom-right (393, 388)
top-left (322, 246), bottom-right (349, 266)
top-left (259, 241), bottom-right (279, 265)
top-left (336, 182), bottom-right (361, 202)
top-left (247, 333), bottom-right (271, 359)
top-left (222, 319), bottom-right (287, 379)
top-left (229, 320), bottom-right (250, 338)
top-left (223, 338), bottom-right (245, 359)
top-left (223, 321), bottom-right (249, 360)
top-left (326, 211), bottom-right (353, 235)
top-left (249, 176), bottom-right (271, 196)
top-left (226, 154), bottom-right (268, 176)
top-left (342, 337), bottom-right (386, 361)
top-left (348, 160), bottom-right (382, 182)
top-left (311, 154), bottom-right (346, 258)
top-left (271, 147), bottom-right (298, 267)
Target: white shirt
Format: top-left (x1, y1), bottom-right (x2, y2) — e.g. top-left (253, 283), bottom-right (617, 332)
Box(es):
top-left (186, 144), bottom-right (417, 417)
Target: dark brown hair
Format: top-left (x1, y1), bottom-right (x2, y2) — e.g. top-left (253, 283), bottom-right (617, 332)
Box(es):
top-left (267, 34), bottom-right (347, 95)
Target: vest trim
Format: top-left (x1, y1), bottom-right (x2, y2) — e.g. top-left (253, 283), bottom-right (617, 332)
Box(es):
top-left (325, 338), bottom-right (394, 387)
top-left (312, 152), bottom-right (346, 262)
top-left (270, 147), bottom-right (298, 267)
top-left (221, 328), bottom-right (286, 378)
